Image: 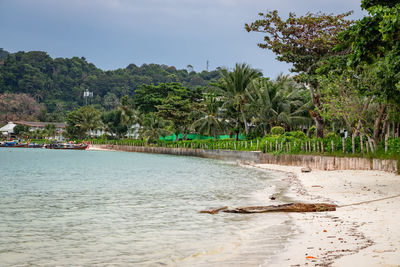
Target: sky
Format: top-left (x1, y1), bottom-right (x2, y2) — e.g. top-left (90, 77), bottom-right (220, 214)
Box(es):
top-left (1, 0), bottom-right (365, 78)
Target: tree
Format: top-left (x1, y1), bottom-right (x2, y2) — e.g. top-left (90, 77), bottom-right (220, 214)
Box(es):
top-left (120, 95), bottom-right (137, 132)
top-left (44, 123), bottom-right (57, 139)
top-left (101, 109), bottom-right (128, 139)
top-left (103, 92), bottom-right (120, 110)
top-left (13, 124), bottom-right (30, 137)
top-left (139, 113), bottom-right (171, 144)
top-left (0, 48), bottom-right (9, 60)
top-left (65, 106), bottom-right (101, 139)
top-left (214, 63), bottom-right (262, 136)
top-left (247, 75), bottom-right (312, 135)
top-left (156, 91), bottom-right (192, 141)
top-left (342, 0), bottom-right (400, 142)
top-left (191, 94), bottom-right (226, 140)
top-left (245, 11), bottom-right (353, 137)
top-left (0, 93), bottom-right (44, 123)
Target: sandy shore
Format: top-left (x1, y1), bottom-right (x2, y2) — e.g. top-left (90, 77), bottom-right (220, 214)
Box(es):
top-left (250, 163), bottom-right (400, 267)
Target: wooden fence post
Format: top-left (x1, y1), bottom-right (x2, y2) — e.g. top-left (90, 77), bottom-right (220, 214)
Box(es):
top-left (385, 133), bottom-right (388, 153)
top-left (342, 138), bottom-right (345, 153)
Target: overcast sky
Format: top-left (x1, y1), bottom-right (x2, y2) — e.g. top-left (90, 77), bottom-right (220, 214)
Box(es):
top-left (1, 0), bottom-right (365, 78)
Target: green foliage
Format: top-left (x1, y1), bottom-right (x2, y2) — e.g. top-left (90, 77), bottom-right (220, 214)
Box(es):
top-left (44, 123), bottom-right (57, 138)
top-left (155, 83), bottom-right (201, 138)
top-left (214, 63), bottom-right (262, 135)
top-left (325, 132), bottom-right (340, 139)
top-left (271, 126), bottom-right (285, 135)
top-left (0, 48), bottom-right (9, 60)
top-left (245, 10), bottom-right (354, 138)
top-left (101, 109), bottom-right (128, 138)
top-left (0, 51), bottom-right (221, 120)
top-left (13, 124), bottom-right (30, 136)
top-left (139, 113), bottom-right (171, 143)
top-left (65, 105), bottom-right (101, 139)
top-left (284, 130), bottom-right (307, 139)
top-left (308, 126), bottom-right (316, 137)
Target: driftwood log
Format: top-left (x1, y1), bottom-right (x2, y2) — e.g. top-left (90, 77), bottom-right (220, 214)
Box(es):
top-left (200, 203), bottom-right (336, 214)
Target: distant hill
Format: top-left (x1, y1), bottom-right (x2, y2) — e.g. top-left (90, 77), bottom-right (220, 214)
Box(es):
top-left (0, 50), bottom-right (221, 120)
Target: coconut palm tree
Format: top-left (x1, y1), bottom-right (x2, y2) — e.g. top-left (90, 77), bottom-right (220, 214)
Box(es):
top-left (44, 123), bottom-right (57, 139)
top-left (66, 106), bottom-right (101, 139)
top-left (191, 94), bottom-right (226, 140)
top-left (215, 63), bottom-right (262, 136)
top-left (139, 113), bottom-right (171, 144)
top-left (247, 75), bottom-right (312, 133)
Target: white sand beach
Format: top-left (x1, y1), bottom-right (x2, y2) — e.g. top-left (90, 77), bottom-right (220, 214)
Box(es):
top-left (252, 164), bottom-right (400, 267)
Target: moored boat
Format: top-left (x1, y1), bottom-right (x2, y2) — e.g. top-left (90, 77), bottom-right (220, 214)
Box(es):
top-left (0, 141), bottom-right (28, 147)
top-left (44, 143), bottom-right (88, 150)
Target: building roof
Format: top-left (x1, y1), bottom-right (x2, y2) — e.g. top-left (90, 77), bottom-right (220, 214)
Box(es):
top-left (0, 122), bottom-right (16, 133)
top-left (14, 121), bottom-right (66, 128)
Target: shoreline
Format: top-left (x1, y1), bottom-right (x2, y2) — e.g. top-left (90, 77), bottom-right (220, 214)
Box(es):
top-left (89, 146), bottom-right (400, 266)
top-left (250, 163), bottom-right (400, 267)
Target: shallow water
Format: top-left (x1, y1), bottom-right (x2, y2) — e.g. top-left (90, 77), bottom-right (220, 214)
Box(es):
top-left (0, 148), bottom-right (293, 266)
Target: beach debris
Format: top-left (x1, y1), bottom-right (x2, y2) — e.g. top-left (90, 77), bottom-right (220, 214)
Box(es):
top-left (269, 193), bottom-right (279, 200)
top-left (306, 256), bottom-right (318, 259)
top-left (200, 206), bottom-right (228, 214)
top-left (301, 166), bottom-right (312, 173)
top-left (201, 203), bottom-right (336, 214)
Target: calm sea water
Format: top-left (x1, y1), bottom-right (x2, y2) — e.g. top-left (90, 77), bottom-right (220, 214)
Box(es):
top-left (0, 148), bottom-right (294, 266)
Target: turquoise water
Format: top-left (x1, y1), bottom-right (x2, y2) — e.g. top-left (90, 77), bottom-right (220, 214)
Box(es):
top-left (0, 148), bottom-right (293, 266)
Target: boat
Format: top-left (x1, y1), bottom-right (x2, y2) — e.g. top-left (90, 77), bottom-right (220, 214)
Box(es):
top-left (44, 143), bottom-right (88, 150)
top-left (0, 141), bottom-right (28, 147)
top-left (28, 143), bottom-right (44, 148)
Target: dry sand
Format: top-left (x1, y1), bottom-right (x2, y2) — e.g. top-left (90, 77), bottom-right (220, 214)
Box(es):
top-left (251, 163), bottom-right (400, 267)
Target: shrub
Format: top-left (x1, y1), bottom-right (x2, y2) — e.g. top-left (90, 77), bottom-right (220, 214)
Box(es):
top-left (284, 130), bottom-right (307, 139)
top-left (271, 126), bottom-right (285, 135)
top-left (325, 132), bottom-right (339, 139)
top-left (308, 126), bottom-right (316, 137)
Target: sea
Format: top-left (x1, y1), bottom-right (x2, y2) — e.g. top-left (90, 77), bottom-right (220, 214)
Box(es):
top-left (0, 148), bottom-right (296, 266)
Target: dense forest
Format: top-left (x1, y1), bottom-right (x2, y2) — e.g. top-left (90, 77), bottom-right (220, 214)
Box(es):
top-left (0, 49), bottom-right (220, 122)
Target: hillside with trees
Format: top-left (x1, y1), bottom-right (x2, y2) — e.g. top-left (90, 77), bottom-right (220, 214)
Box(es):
top-left (0, 50), bottom-right (220, 122)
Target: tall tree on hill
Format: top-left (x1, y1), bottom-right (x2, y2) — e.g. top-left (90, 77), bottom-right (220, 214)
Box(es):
top-left (245, 11), bottom-right (353, 138)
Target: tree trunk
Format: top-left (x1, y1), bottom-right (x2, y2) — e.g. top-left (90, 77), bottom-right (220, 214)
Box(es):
top-left (309, 84), bottom-right (324, 138)
top-left (240, 107), bottom-right (249, 135)
top-left (373, 104), bottom-right (386, 143)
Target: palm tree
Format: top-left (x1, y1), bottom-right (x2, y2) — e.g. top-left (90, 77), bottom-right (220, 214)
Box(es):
top-left (191, 94), bottom-right (226, 140)
top-left (66, 106), bottom-right (101, 139)
top-left (120, 95), bottom-right (137, 138)
top-left (139, 113), bottom-right (171, 144)
top-left (247, 75), bottom-right (312, 133)
top-left (44, 123), bottom-right (57, 139)
top-left (215, 63), bottom-right (262, 136)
